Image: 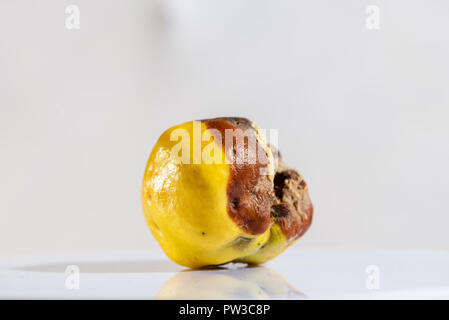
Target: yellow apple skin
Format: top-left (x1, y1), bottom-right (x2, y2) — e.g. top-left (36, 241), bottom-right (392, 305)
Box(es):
top-left (142, 118), bottom-right (313, 268)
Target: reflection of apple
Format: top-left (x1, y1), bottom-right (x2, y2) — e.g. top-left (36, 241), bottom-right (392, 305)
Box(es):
top-left (156, 265), bottom-right (304, 299)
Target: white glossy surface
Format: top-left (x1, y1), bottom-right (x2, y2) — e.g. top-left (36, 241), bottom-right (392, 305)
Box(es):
top-left (1, 249), bottom-right (449, 299)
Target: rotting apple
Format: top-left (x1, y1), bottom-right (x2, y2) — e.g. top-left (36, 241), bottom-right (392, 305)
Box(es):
top-left (142, 117), bottom-right (313, 268)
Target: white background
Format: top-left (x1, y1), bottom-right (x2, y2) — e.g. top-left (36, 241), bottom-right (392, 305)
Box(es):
top-left (1, 0), bottom-right (449, 257)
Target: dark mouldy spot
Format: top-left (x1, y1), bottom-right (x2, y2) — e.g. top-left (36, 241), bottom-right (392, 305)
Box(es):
top-left (271, 203), bottom-right (290, 218)
top-left (231, 198), bottom-right (239, 208)
top-left (273, 170), bottom-right (301, 200)
top-left (202, 232), bottom-right (206, 235)
top-left (271, 165), bottom-right (313, 242)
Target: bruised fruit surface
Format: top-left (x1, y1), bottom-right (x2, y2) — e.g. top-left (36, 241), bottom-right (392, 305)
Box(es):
top-left (142, 117), bottom-right (313, 268)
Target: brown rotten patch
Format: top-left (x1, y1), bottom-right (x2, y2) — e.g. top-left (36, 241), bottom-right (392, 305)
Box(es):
top-left (271, 159), bottom-right (313, 242)
top-left (203, 117), bottom-right (275, 235)
top-left (203, 117), bottom-right (312, 242)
